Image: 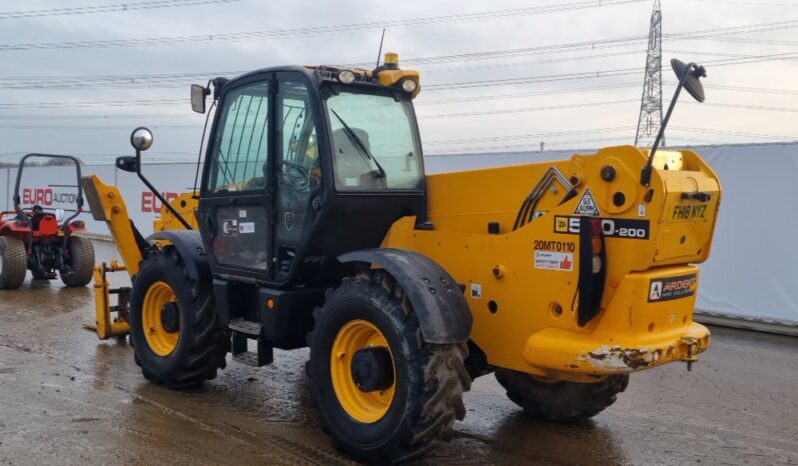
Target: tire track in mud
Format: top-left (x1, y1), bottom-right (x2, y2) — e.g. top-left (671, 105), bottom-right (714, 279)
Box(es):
top-left (126, 390), bottom-right (354, 465)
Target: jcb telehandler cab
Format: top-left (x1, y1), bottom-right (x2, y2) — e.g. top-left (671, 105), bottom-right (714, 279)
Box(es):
top-left (82, 54), bottom-right (720, 463)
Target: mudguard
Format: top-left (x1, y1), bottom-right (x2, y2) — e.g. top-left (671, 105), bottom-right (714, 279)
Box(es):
top-left (147, 230), bottom-right (211, 283)
top-left (338, 248), bottom-right (473, 344)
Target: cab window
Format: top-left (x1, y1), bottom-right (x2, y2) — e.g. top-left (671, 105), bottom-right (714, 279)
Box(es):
top-left (326, 91), bottom-right (423, 191)
top-left (207, 81), bottom-right (270, 193)
top-left (276, 80), bottom-right (320, 245)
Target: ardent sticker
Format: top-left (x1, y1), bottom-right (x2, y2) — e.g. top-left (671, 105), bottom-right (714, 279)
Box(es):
top-left (648, 273), bottom-right (697, 302)
top-left (573, 187), bottom-right (600, 216)
top-left (534, 251), bottom-right (573, 272)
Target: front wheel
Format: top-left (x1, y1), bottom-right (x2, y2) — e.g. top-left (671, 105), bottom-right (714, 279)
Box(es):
top-left (495, 368), bottom-right (629, 421)
top-left (129, 248), bottom-right (228, 388)
top-left (307, 272), bottom-right (471, 463)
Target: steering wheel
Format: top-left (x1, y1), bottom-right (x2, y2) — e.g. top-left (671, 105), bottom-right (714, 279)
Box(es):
top-left (281, 161), bottom-right (310, 191)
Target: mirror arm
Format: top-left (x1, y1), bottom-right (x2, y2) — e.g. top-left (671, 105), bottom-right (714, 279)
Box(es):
top-left (640, 62), bottom-right (696, 187)
top-left (134, 149), bottom-right (193, 230)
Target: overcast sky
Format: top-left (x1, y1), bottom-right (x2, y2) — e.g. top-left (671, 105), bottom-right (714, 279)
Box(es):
top-left (0, 0), bottom-right (796, 165)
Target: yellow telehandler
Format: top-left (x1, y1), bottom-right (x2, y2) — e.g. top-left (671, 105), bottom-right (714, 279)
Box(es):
top-left (82, 54), bottom-right (720, 463)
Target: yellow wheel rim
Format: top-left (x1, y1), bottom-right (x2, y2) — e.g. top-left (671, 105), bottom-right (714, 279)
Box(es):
top-left (141, 281), bottom-right (180, 356)
top-left (331, 319), bottom-right (396, 423)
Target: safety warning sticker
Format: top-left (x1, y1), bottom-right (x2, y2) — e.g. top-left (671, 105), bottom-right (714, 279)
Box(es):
top-left (239, 222), bottom-right (255, 234)
top-left (573, 187), bottom-right (600, 216)
top-left (222, 219), bottom-right (238, 237)
top-left (534, 251), bottom-right (573, 272)
top-left (648, 273), bottom-right (697, 302)
top-left (470, 283), bottom-right (482, 299)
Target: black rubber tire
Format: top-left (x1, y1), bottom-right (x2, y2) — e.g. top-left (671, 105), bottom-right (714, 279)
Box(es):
top-left (495, 368), bottom-right (629, 421)
top-left (129, 247), bottom-right (228, 388)
top-left (60, 235), bottom-right (95, 287)
top-left (307, 271), bottom-right (471, 464)
top-left (0, 236), bottom-right (27, 290)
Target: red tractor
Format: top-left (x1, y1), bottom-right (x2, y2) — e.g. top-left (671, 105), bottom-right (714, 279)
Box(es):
top-left (0, 154), bottom-right (94, 289)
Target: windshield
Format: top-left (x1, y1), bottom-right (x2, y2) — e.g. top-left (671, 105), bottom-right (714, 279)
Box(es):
top-left (326, 91), bottom-right (423, 191)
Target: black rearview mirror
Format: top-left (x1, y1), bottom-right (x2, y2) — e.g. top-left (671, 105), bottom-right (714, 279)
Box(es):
top-left (115, 156), bottom-right (139, 173)
top-left (191, 84), bottom-right (208, 114)
top-left (640, 58), bottom-right (708, 186)
top-left (671, 58), bottom-right (706, 103)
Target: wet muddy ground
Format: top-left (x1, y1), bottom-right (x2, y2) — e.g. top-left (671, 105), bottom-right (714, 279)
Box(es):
top-left (1, 240), bottom-right (796, 465)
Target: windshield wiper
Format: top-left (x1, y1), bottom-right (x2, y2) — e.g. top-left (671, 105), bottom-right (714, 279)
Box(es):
top-left (330, 109), bottom-right (386, 178)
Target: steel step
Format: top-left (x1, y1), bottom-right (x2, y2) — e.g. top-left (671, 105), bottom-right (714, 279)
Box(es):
top-left (229, 318), bottom-right (262, 336)
top-left (231, 331), bottom-right (273, 367)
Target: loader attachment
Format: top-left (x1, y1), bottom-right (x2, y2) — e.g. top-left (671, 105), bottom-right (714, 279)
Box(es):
top-left (87, 260), bottom-right (131, 339)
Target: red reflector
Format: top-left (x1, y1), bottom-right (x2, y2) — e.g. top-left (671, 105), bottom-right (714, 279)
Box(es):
top-left (590, 218), bottom-right (602, 236)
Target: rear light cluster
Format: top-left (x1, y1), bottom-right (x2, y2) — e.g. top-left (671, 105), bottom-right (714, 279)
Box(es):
top-left (591, 218), bottom-right (603, 273)
top-left (577, 216), bottom-right (607, 326)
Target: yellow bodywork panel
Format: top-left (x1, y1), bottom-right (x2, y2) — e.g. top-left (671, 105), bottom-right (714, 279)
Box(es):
top-left (154, 192), bottom-right (199, 232)
top-left (383, 145), bottom-right (720, 381)
top-left (81, 175), bottom-right (144, 276)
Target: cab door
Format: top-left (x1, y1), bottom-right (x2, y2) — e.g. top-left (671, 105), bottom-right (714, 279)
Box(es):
top-left (198, 75), bottom-right (275, 281)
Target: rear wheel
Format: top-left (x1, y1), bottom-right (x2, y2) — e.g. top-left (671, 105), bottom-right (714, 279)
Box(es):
top-left (307, 272), bottom-right (470, 463)
top-left (0, 236), bottom-right (27, 290)
top-left (495, 368), bottom-right (629, 421)
top-left (60, 235), bottom-right (94, 287)
top-left (129, 248), bottom-right (228, 388)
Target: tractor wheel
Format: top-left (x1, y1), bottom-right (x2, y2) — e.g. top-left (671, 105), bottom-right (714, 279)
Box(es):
top-left (495, 368), bottom-right (629, 421)
top-left (307, 272), bottom-right (471, 463)
top-left (60, 235), bottom-right (95, 287)
top-left (129, 248), bottom-right (228, 388)
top-left (0, 236), bottom-right (27, 290)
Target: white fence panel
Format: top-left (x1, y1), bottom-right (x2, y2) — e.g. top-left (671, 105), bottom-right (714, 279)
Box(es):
top-left (3, 142), bottom-right (796, 323)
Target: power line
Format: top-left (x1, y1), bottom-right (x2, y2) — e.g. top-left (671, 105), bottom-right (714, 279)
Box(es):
top-left (2, 17), bottom-right (797, 89)
top-left (4, 46), bottom-right (791, 93)
top-left (0, 0), bottom-right (647, 52)
top-left (418, 82), bottom-right (642, 105)
top-left (670, 126), bottom-right (798, 141)
top-left (424, 126), bottom-right (635, 146)
top-left (0, 99), bottom-right (187, 109)
top-left (6, 97), bottom-right (798, 122)
top-left (0, 0), bottom-right (243, 20)
top-left (421, 99), bottom-right (638, 118)
top-left (674, 0), bottom-right (798, 7)
top-left (6, 80), bottom-right (796, 111)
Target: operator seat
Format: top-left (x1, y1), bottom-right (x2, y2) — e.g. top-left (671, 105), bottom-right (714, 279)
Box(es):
top-left (332, 128), bottom-right (385, 190)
